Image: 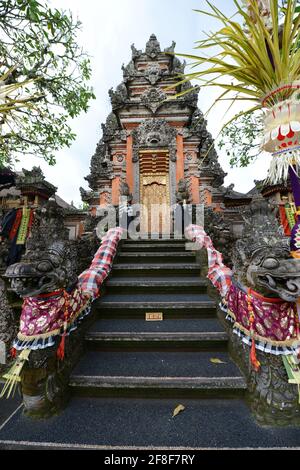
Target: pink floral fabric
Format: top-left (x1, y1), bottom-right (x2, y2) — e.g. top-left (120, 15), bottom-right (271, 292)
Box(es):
top-left (227, 283), bottom-right (299, 344)
top-left (19, 287), bottom-right (88, 338)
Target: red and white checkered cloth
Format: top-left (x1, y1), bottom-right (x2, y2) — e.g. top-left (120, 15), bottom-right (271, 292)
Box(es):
top-left (185, 224), bottom-right (233, 297)
top-left (78, 227), bottom-right (124, 299)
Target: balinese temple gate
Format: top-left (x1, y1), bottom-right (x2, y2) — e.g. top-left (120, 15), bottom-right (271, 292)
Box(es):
top-left (81, 35), bottom-right (226, 234)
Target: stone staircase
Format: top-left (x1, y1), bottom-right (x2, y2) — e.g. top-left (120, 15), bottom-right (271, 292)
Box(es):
top-left (69, 238), bottom-right (247, 398)
top-left (3, 238), bottom-right (300, 449)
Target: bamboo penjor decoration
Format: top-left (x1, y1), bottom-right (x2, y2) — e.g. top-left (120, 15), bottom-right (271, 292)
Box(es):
top-left (179, 0), bottom-right (300, 250)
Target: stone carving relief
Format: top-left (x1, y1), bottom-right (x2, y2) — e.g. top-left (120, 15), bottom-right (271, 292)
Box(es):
top-left (186, 109), bottom-right (206, 137)
top-left (122, 60), bottom-right (137, 82)
top-left (108, 82), bottom-right (128, 110)
top-left (140, 87), bottom-right (167, 114)
top-left (181, 81), bottom-right (199, 108)
top-left (172, 57), bottom-right (186, 75)
top-left (132, 119), bottom-right (178, 163)
top-left (101, 112), bottom-right (119, 142)
top-left (85, 140), bottom-right (113, 190)
top-left (144, 63), bottom-right (162, 85)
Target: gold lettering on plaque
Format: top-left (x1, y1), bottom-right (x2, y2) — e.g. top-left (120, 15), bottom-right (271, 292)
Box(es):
top-left (145, 312), bottom-right (163, 321)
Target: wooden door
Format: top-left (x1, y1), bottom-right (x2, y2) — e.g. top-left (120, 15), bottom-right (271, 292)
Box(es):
top-left (140, 174), bottom-right (170, 235)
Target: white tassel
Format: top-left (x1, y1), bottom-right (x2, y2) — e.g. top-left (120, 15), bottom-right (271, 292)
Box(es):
top-left (267, 149), bottom-right (300, 184)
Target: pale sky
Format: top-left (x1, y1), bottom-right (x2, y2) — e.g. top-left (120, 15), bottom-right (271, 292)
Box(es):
top-left (15, 0), bottom-right (271, 206)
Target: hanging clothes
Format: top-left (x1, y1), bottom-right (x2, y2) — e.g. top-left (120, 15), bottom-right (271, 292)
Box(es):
top-left (0, 207), bottom-right (34, 266)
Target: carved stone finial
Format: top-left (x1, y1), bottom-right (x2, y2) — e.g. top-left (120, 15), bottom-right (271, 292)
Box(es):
top-left (19, 166), bottom-right (45, 183)
top-left (164, 40), bottom-right (176, 54)
top-left (145, 34), bottom-right (161, 59)
top-left (225, 183), bottom-right (235, 196)
top-left (131, 43), bottom-right (142, 59)
top-left (108, 83), bottom-right (128, 110)
top-left (101, 112), bottom-right (120, 142)
top-left (122, 60), bottom-right (137, 82)
top-left (85, 139), bottom-right (113, 190)
top-left (180, 81), bottom-right (199, 108)
top-left (172, 57), bottom-right (186, 74)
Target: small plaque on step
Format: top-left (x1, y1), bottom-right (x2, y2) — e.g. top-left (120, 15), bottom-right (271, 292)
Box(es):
top-left (145, 312), bottom-right (163, 321)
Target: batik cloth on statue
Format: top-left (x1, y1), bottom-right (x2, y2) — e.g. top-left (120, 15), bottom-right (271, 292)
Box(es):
top-left (13, 227), bottom-right (124, 352)
top-left (225, 282), bottom-right (300, 356)
top-left (13, 286), bottom-right (91, 351)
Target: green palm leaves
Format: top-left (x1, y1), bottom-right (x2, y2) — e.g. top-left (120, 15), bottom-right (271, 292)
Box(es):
top-left (179, 0), bottom-right (300, 119)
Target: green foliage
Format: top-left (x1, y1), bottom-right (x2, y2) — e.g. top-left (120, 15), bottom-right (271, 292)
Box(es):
top-left (0, 0), bottom-right (95, 167)
top-left (79, 202), bottom-right (89, 211)
top-left (218, 112), bottom-right (263, 167)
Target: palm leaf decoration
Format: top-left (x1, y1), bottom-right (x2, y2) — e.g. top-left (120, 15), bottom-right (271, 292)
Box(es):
top-left (178, 0), bottom-right (300, 120)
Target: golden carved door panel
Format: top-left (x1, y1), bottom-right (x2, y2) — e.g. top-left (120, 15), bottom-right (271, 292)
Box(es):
top-left (140, 174), bottom-right (170, 234)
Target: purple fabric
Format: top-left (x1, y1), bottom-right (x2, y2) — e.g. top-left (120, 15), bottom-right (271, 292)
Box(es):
top-left (19, 287), bottom-right (88, 338)
top-left (289, 166), bottom-right (300, 209)
top-left (290, 215), bottom-right (300, 252)
top-left (227, 283), bottom-right (298, 343)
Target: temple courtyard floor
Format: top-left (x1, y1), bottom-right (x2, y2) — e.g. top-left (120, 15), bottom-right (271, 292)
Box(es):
top-left (1, 395), bottom-right (300, 449)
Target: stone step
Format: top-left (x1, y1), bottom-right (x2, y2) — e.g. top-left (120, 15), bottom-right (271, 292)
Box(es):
top-left (106, 276), bottom-right (208, 294)
top-left (116, 252), bottom-right (195, 264)
top-left (122, 237), bottom-right (186, 244)
top-left (94, 293), bottom-right (216, 318)
top-left (111, 263), bottom-right (200, 277)
top-left (69, 351), bottom-right (247, 396)
top-left (121, 243), bottom-right (188, 252)
top-left (3, 397), bottom-right (300, 450)
top-left (85, 318), bottom-right (228, 350)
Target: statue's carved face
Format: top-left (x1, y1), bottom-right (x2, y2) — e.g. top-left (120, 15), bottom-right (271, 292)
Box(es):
top-left (246, 245), bottom-right (300, 302)
top-left (4, 242), bottom-right (72, 298)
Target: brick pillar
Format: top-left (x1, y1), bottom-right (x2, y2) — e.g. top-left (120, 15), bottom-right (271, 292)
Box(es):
top-left (112, 176), bottom-right (120, 206)
top-left (126, 134), bottom-right (134, 194)
top-left (190, 175), bottom-right (200, 204)
top-left (176, 134), bottom-right (184, 182)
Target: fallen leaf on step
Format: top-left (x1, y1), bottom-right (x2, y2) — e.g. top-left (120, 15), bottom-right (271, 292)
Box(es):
top-left (210, 358), bottom-right (227, 364)
top-left (172, 404), bottom-right (185, 418)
